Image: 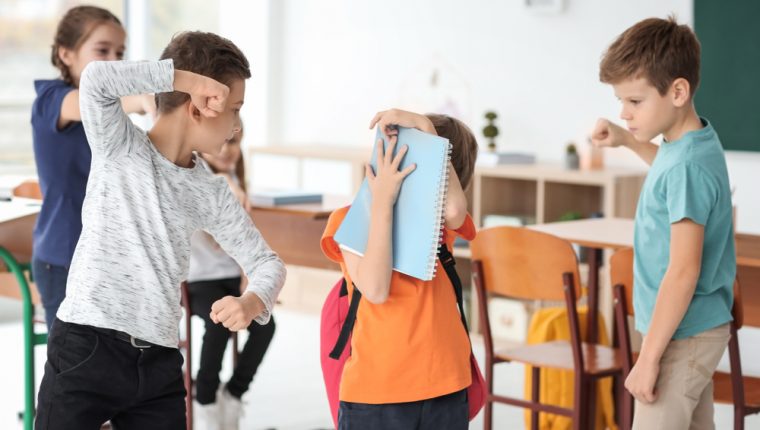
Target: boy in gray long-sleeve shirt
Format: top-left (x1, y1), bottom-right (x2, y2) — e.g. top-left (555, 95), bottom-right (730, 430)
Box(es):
top-left (35, 32), bottom-right (286, 430)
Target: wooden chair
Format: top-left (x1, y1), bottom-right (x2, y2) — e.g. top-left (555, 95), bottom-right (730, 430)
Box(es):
top-left (12, 180), bottom-right (43, 200)
top-left (712, 277), bottom-right (760, 430)
top-left (610, 247), bottom-right (634, 430)
top-left (611, 247), bottom-right (760, 430)
top-left (178, 281), bottom-right (239, 430)
top-left (470, 226), bottom-right (624, 430)
top-left (2, 180), bottom-right (44, 430)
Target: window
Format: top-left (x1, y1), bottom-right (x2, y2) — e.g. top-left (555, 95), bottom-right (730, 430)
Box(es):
top-left (0, 0), bottom-right (124, 171)
top-left (139, 0), bottom-right (219, 61)
top-left (0, 0), bottom-right (219, 172)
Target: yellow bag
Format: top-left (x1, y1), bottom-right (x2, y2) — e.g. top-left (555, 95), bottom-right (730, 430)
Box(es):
top-left (523, 307), bottom-right (618, 430)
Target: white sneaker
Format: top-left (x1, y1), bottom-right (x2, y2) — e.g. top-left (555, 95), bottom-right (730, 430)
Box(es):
top-left (193, 400), bottom-right (223, 430)
top-left (219, 385), bottom-right (244, 430)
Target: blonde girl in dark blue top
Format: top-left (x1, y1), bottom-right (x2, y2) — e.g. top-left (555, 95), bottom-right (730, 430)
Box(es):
top-left (31, 5), bottom-right (154, 331)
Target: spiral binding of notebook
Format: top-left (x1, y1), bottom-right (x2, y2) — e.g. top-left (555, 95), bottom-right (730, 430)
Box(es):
top-left (426, 142), bottom-right (452, 280)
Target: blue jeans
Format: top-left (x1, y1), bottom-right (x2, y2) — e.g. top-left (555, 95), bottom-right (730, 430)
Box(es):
top-left (31, 258), bottom-right (69, 333)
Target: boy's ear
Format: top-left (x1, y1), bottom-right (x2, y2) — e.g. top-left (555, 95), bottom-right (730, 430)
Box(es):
top-left (670, 78), bottom-right (691, 107)
top-left (186, 100), bottom-right (203, 125)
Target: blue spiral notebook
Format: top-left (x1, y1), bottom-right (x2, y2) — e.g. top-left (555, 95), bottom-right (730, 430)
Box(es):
top-left (334, 127), bottom-right (451, 280)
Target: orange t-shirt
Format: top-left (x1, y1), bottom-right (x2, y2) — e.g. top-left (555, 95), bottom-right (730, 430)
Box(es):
top-left (320, 206), bottom-right (475, 404)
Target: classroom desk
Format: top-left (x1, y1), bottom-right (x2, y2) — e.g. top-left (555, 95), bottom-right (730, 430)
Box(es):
top-left (0, 197), bottom-right (41, 303)
top-left (528, 218), bottom-right (634, 344)
top-left (0, 193), bottom-right (349, 302)
top-left (452, 218), bottom-right (634, 341)
top-left (736, 233), bottom-right (760, 269)
top-left (249, 195), bottom-right (349, 271)
top-left (0, 197), bottom-right (42, 430)
top-left (735, 234), bottom-right (760, 328)
top-left (515, 220), bottom-right (759, 344)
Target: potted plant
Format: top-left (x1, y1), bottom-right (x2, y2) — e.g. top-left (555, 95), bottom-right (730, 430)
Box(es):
top-left (482, 111), bottom-right (499, 152)
top-left (565, 142), bottom-right (579, 169)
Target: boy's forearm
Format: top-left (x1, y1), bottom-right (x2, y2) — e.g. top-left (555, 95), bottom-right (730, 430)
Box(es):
top-left (78, 60), bottom-right (173, 154)
top-left (625, 138), bottom-right (659, 165)
top-left (120, 95), bottom-right (148, 115)
top-left (173, 70), bottom-right (200, 96)
top-left (638, 269), bottom-right (699, 364)
top-left (355, 202), bottom-right (394, 303)
top-left (80, 60), bottom-right (174, 102)
top-left (416, 115), bottom-right (437, 135)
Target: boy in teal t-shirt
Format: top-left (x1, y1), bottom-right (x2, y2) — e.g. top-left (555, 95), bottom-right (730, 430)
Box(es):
top-left (591, 16), bottom-right (735, 429)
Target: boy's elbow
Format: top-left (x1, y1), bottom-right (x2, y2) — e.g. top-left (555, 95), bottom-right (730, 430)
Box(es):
top-left (80, 61), bottom-right (103, 85)
top-left (356, 279), bottom-right (390, 304)
top-left (277, 256), bottom-right (287, 278)
top-left (446, 203), bottom-right (467, 229)
top-left (363, 289), bottom-right (389, 305)
top-left (667, 264), bottom-right (701, 288)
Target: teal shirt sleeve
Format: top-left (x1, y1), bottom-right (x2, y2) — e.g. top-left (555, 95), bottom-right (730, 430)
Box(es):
top-left (664, 162), bottom-right (718, 226)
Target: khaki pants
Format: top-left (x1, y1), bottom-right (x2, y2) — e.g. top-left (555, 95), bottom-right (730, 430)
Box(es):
top-left (632, 323), bottom-right (730, 430)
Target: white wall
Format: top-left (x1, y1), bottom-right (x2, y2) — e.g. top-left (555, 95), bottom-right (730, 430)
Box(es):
top-left (223, 0), bottom-right (760, 233)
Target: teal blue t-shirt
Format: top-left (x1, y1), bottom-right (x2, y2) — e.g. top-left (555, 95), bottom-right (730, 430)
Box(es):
top-left (633, 118), bottom-right (735, 340)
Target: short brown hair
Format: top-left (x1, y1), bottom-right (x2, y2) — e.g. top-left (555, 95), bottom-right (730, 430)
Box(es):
top-left (156, 31), bottom-right (251, 114)
top-left (51, 6), bottom-right (123, 86)
top-left (426, 114), bottom-right (478, 190)
top-left (599, 16), bottom-right (701, 97)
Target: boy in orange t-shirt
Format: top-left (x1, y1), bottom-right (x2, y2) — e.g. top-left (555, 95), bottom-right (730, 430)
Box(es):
top-left (321, 109), bottom-right (478, 429)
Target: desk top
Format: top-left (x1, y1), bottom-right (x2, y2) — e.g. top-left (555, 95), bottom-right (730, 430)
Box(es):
top-left (0, 197), bottom-right (42, 224)
top-left (451, 217), bottom-right (634, 259)
top-left (249, 195), bottom-right (350, 220)
top-left (527, 218), bottom-right (634, 249)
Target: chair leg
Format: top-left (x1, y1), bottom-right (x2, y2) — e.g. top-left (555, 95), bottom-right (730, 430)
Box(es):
top-left (484, 399), bottom-right (492, 430)
top-left (484, 358), bottom-right (494, 430)
top-left (616, 373), bottom-right (632, 430)
top-left (232, 331), bottom-right (239, 368)
top-left (531, 366), bottom-right (540, 430)
top-left (735, 404), bottom-right (744, 430)
top-left (185, 366), bottom-right (193, 430)
top-left (573, 374), bottom-right (589, 430)
top-left (586, 377), bottom-right (597, 430)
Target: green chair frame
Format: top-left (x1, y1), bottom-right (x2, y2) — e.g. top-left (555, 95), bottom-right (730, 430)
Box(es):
top-left (0, 246), bottom-right (47, 430)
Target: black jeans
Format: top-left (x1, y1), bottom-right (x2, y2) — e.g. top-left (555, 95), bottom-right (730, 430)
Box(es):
top-left (338, 389), bottom-right (468, 430)
top-left (187, 277), bottom-right (276, 404)
top-left (35, 318), bottom-right (186, 430)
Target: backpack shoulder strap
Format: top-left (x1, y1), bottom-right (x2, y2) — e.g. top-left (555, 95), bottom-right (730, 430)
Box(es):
top-left (329, 279), bottom-right (361, 359)
top-left (438, 243), bottom-right (470, 333)
top-left (329, 243), bottom-right (469, 361)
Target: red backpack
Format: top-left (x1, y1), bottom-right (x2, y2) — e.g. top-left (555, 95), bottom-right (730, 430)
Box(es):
top-left (319, 243), bottom-right (486, 427)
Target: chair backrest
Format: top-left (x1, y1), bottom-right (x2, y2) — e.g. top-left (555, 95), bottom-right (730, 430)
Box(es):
top-left (610, 248), bottom-right (634, 316)
top-left (469, 226), bottom-right (581, 301)
top-left (13, 180), bottom-right (42, 200)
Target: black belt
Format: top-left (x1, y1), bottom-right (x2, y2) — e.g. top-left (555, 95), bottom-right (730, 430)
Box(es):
top-left (91, 326), bottom-right (156, 349)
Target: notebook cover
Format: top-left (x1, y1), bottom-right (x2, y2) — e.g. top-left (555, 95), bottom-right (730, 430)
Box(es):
top-left (334, 127), bottom-right (450, 280)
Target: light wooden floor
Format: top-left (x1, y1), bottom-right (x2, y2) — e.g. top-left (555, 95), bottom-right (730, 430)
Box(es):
top-left (0, 297), bottom-right (757, 429)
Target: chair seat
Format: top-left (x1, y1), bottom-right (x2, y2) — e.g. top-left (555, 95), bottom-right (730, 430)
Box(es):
top-left (713, 370), bottom-right (760, 409)
top-left (495, 340), bottom-right (623, 376)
